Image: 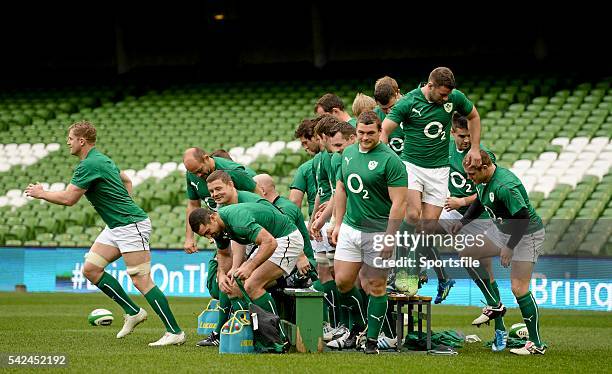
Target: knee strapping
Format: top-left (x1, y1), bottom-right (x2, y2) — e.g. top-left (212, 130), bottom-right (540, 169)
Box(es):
top-left (315, 252), bottom-right (329, 265)
top-left (84, 252), bottom-right (109, 268)
top-left (126, 262), bottom-right (151, 276)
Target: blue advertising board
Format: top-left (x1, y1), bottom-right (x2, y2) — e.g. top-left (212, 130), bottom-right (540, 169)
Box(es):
top-left (0, 248), bottom-right (610, 311)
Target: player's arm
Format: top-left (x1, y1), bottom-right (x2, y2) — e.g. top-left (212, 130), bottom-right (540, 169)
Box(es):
top-left (381, 118), bottom-right (399, 144)
top-left (119, 171), bottom-right (133, 195)
top-left (386, 186), bottom-right (407, 235)
top-left (25, 183), bottom-right (85, 206)
top-left (312, 196), bottom-right (334, 231)
top-left (445, 193), bottom-right (477, 211)
top-left (330, 181), bottom-right (347, 246)
top-left (230, 241), bottom-right (247, 272)
top-left (233, 229), bottom-right (277, 280)
top-left (289, 188), bottom-right (305, 208)
top-left (466, 106), bottom-right (482, 166)
top-left (459, 197), bottom-right (485, 226)
top-left (184, 199), bottom-right (202, 253)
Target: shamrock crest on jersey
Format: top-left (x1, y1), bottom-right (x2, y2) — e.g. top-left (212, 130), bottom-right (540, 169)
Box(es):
top-left (368, 161), bottom-right (378, 170)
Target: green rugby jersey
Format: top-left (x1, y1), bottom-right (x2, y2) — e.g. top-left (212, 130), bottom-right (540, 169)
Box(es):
top-left (386, 86), bottom-right (473, 168)
top-left (215, 203), bottom-right (298, 249)
top-left (290, 159), bottom-right (317, 218)
top-left (313, 151), bottom-right (333, 204)
top-left (374, 106), bottom-right (404, 157)
top-left (70, 148), bottom-right (147, 229)
top-left (185, 156), bottom-right (257, 209)
top-left (330, 151), bottom-right (343, 186)
top-left (339, 142), bottom-right (407, 232)
top-left (476, 166), bottom-right (544, 235)
top-left (448, 138), bottom-right (496, 216)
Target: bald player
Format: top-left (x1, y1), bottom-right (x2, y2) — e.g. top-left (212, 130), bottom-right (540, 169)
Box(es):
top-left (182, 147), bottom-right (262, 254)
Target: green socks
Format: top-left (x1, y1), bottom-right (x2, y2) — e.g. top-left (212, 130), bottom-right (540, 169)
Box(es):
top-left (312, 281), bottom-right (330, 323)
top-left (516, 291), bottom-right (542, 346)
top-left (367, 295), bottom-right (388, 339)
top-left (381, 307), bottom-right (396, 338)
top-left (252, 292), bottom-right (285, 339)
top-left (339, 287), bottom-right (366, 330)
top-left (466, 266), bottom-right (498, 306)
top-left (215, 292), bottom-right (232, 335)
top-left (491, 281), bottom-right (506, 331)
top-left (96, 272), bottom-right (140, 316)
top-left (144, 286), bottom-right (182, 334)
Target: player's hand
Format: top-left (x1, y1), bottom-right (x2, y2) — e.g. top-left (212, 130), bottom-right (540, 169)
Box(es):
top-left (183, 238), bottom-right (198, 254)
top-left (219, 272), bottom-right (233, 294)
top-left (466, 148), bottom-right (482, 168)
top-left (444, 197), bottom-right (465, 211)
top-left (500, 246), bottom-right (513, 268)
top-left (310, 221), bottom-right (323, 242)
top-left (380, 241), bottom-right (394, 260)
top-left (450, 221), bottom-right (463, 235)
top-left (326, 225), bottom-right (335, 247)
top-left (315, 201), bottom-right (329, 215)
top-left (233, 264), bottom-right (253, 281)
top-left (330, 225), bottom-right (340, 247)
top-left (24, 183), bottom-right (44, 199)
top-left (296, 254), bottom-right (310, 275)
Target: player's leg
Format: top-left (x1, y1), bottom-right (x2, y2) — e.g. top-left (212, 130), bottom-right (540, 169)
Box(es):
top-left (82, 230), bottom-right (146, 338)
top-left (361, 265), bottom-right (390, 354)
top-left (327, 224), bottom-right (366, 349)
top-left (454, 223), bottom-right (507, 339)
top-left (117, 219), bottom-right (184, 346)
top-left (420, 165), bottom-right (454, 302)
top-left (394, 177), bottom-right (422, 293)
top-left (510, 229), bottom-right (546, 355)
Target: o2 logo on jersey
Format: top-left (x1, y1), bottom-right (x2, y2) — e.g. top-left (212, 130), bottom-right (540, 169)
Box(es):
top-left (450, 171), bottom-right (473, 193)
top-left (424, 121), bottom-right (446, 140)
top-left (347, 173), bottom-right (369, 199)
top-left (204, 197), bottom-right (218, 211)
top-left (389, 137), bottom-right (404, 152)
top-left (484, 206), bottom-right (503, 225)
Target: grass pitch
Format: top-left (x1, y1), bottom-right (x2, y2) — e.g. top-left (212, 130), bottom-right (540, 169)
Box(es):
top-left (0, 292), bottom-right (610, 373)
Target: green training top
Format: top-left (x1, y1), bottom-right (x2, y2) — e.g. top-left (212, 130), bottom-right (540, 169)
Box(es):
top-left (374, 106), bottom-right (405, 157)
top-left (215, 203), bottom-right (298, 249)
top-left (313, 151), bottom-right (333, 204)
top-left (476, 166), bottom-right (544, 235)
top-left (386, 86), bottom-right (474, 168)
top-left (70, 148), bottom-right (147, 229)
top-left (339, 142), bottom-right (407, 232)
top-left (448, 138), bottom-right (496, 216)
top-left (290, 159), bottom-right (317, 218)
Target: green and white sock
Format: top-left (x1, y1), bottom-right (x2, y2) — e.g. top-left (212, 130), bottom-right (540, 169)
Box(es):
top-left (516, 291), bottom-right (542, 346)
top-left (215, 292), bottom-right (232, 335)
top-left (491, 281), bottom-right (506, 331)
top-left (96, 272), bottom-right (140, 316)
top-left (367, 295), bottom-right (388, 339)
top-left (339, 287), bottom-right (366, 330)
top-left (466, 266), bottom-right (498, 306)
top-left (312, 280), bottom-right (330, 323)
top-left (144, 286), bottom-right (182, 334)
top-left (252, 292), bottom-right (285, 339)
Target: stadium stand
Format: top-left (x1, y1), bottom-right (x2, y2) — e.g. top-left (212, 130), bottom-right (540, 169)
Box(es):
top-left (0, 76), bottom-right (610, 256)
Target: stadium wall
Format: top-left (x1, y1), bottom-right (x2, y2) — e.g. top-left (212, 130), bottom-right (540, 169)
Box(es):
top-left (0, 248), bottom-right (610, 312)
